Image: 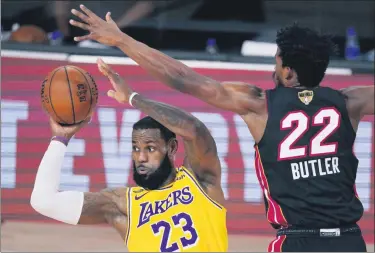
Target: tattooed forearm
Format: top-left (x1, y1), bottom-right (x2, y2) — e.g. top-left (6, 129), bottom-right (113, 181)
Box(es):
top-left (132, 94), bottom-right (200, 140)
top-left (79, 188), bottom-right (126, 224)
top-left (117, 36), bottom-right (263, 114)
top-left (81, 192), bottom-right (110, 216)
top-left (183, 126), bottom-right (218, 169)
top-left (117, 36), bottom-right (219, 96)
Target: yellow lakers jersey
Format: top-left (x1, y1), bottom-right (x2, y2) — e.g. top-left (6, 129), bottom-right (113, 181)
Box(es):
top-left (125, 166), bottom-right (228, 252)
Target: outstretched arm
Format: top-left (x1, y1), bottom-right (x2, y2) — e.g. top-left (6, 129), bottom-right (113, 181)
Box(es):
top-left (70, 5), bottom-right (266, 115)
top-left (31, 127), bottom-right (127, 235)
top-left (115, 37), bottom-right (266, 115)
top-left (97, 58), bottom-right (221, 187)
top-left (341, 86), bottom-right (374, 117)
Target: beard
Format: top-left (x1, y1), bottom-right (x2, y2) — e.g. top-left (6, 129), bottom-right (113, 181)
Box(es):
top-left (133, 155), bottom-right (173, 190)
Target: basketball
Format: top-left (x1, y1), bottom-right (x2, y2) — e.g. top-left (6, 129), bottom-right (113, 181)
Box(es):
top-left (41, 65), bottom-right (99, 125)
top-left (9, 25), bottom-right (48, 44)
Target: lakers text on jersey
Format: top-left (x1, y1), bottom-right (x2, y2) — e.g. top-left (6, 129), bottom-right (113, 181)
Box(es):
top-left (125, 167), bottom-right (228, 252)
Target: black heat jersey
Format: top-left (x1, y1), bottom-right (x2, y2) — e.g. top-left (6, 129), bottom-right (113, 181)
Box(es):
top-left (255, 86), bottom-right (363, 229)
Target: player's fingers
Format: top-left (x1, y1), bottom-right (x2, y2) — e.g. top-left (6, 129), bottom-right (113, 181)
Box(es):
top-left (97, 59), bottom-right (113, 78)
top-left (106, 67), bottom-right (117, 79)
top-left (102, 61), bottom-right (116, 77)
top-left (87, 110), bottom-right (95, 124)
top-left (69, 19), bottom-right (90, 31)
top-left (105, 12), bottom-right (113, 23)
top-left (73, 34), bottom-right (91, 42)
top-left (83, 114), bottom-right (92, 124)
top-left (97, 58), bottom-right (107, 70)
top-left (98, 58), bottom-right (116, 77)
top-left (97, 58), bottom-right (110, 70)
top-left (74, 115), bottom-right (92, 129)
top-left (71, 9), bottom-right (90, 24)
top-left (107, 90), bottom-right (117, 99)
top-left (80, 4), bottom-right (99, 20)
top-left (97, 59), bottom-right (108, 76)
top-left (49, 117), bottom-right (59, 126)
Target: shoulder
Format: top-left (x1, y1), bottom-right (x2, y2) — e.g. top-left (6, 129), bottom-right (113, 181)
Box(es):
top-left (222, 81), bottom-right (266, 97)
top-left (338, 86), bottom-right (364, 109)
top-left (179, 166), bottom-right (225, 207)
top-left (98, 187), bottom-right (129, 215)
top-left (179, 166), bottom-right (204, 186)
top-left (129, 186), bottom-right (146, 196)
top-left (315, 86), bottom-right (346, 99)
top-left (339, 86), bottom-right (366, 98)
top-left (180, 166), bottom-right (223, 197)
top-left (101, 187), bottom-right (129, 198)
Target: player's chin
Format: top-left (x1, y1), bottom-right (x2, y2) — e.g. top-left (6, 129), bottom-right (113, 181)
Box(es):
top-left (136, 167), bottom-right (151, 176)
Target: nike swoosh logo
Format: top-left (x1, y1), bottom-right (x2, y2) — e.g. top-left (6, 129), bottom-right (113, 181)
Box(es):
top-left (135, 192), bottom-right (150, 200)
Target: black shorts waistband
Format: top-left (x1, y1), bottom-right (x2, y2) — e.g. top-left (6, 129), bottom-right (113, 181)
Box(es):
top-left (277, 224), bottom-right (361, 237)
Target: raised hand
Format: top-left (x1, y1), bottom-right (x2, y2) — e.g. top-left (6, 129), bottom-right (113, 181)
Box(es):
top-left (97, 58), bottom-right (134, 103)
top-left (49, 115), bottom-right (91, 141)
top-left (69, 4), bottom-right (123, 46)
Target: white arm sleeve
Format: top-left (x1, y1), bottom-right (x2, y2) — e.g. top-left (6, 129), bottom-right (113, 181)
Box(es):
top-left (30, 140), bottom-right (84, 225)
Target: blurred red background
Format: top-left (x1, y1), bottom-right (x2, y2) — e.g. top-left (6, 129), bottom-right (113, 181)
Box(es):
top-left (1, 57), bottom-right (373, 242)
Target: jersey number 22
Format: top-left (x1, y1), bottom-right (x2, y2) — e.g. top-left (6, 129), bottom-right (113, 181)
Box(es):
top-left (278, 107), bottom-right (341, 160)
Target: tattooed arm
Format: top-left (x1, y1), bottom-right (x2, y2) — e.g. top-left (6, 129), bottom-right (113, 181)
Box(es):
top-left (340, 85), bottom-right (374, 131)
top-left (97, 58), bottom-right (221, 188)
top-left (30, 138), bottom-right (128, 238)
top-left (115, 37), bottom-right (266, 115)
top-left (69, 6), bottom-right (265, 116)
top-left (79, 188), bottom-right (127, 225)
top-left (341, 86), bottom-right (374, 117)
top-left (78, 189), bottom-right (128, 238)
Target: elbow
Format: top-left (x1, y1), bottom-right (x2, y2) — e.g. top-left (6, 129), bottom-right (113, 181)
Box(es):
top-left (180, 119), bottom-right (202, 141)
top-left (30, 190), bottom-right (43, 212)
top-left (30, 190), bottom-right (51, 215)
top-left (189, 120), bottom-right (206, 140)
top-left (30, 190), bottom-right (83, 225)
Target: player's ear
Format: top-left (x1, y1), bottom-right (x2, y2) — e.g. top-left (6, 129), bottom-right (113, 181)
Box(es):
top-left (283, 67), bottom-right (298, 87)
top-left (287, 69), bottom-right (299, 87)
top-left (281, 66), bottom-right (292, 79)
top-left (286, 68), bottom-right (293, 80)
top-left (167, 138), bottom-right (178, 158)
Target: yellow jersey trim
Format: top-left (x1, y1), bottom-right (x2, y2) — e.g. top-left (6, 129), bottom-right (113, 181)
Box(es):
top-left (124, 166), bottom-right (226, 247)
top-left (124, 187), bottom-right (131, 246)
top-left (181, 166), bottom-right (226, 211)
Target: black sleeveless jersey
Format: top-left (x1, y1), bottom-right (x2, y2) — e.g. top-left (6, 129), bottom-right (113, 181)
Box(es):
top-left (255, 86), bottom-right (363, 229)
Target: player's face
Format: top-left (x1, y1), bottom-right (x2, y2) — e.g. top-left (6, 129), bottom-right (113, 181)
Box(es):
top-left (273, 48), bottom-right (285, 87)
top-left (132, 129), bottom-right (176, 190)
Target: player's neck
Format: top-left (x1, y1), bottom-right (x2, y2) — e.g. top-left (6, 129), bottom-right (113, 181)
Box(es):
top-left (160, 167), bottom-right (177, 188)
top-left (284, 84), bottom-right (311, 89)
top-left (289, 82), bottom-right (318, 90)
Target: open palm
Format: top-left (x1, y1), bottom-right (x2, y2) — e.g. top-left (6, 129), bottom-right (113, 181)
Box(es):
top-left (70, 4), bottom-right (123, 46)
top-left (97, 58), bottom-right (133, 104)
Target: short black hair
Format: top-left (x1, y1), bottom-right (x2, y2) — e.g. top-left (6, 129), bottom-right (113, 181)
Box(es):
top-left (276, 23), bottom-right (337, 88)
top-left (133, 116), bottom-right (176, 142)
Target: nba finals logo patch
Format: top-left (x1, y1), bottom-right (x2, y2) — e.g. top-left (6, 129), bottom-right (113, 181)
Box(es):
top-left (298, 90), bottom-right (314, 105)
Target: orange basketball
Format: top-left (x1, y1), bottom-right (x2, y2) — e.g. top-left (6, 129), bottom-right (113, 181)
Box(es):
top-left (41, 65), bottom-right (98, 125)
top-left (10, 25), bottom-right (48, 44)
